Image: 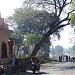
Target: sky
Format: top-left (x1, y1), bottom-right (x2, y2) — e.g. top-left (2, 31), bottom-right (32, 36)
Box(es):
top-left (0, 0), bottom-right (74, 48)
top-left (0, 0), bottom-right (24, 18)
top-left (53, 25), bottom-right (74, 48)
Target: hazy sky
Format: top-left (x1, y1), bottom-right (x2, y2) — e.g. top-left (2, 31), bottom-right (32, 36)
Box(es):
top-left (0, 0), bottom-right (74, 48)
top-left (0, 0), bottom-right (24, 18)
top-left (53, 25), bottom-right (74, 48)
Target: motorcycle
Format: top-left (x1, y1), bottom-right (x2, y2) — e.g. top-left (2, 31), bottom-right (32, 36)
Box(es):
top-left (31, 63), bottom-right (40, 74)
top-left (0, 65), bottom-right (6, 75)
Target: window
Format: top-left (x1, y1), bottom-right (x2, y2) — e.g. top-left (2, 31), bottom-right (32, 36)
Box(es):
top-left (1, 41), bottom-right (7, 58)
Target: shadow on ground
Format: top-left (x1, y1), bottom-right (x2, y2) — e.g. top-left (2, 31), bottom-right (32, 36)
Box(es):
top-left (56, 65), bottom-right (75, 71)
top-left (7, 71), bottom-right (49, 75)
top-left (53, 63), bottom-right (75, 71)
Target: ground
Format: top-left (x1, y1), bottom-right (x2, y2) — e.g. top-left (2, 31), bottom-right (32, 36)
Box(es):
top-left (7, 62), bottom-right (75, 75)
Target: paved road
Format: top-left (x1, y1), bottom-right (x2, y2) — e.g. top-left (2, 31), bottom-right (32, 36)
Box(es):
top-left (40, 62), bottom-right (75, 75)
top-left (7, 62), bottom-right (75, 75)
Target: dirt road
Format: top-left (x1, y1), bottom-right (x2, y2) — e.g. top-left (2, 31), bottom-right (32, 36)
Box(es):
top-left (7, 62), bottom-right (75, 75)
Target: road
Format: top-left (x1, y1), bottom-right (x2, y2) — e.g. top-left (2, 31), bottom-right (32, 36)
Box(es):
top-left (7, 62), bottom-right (75, 75)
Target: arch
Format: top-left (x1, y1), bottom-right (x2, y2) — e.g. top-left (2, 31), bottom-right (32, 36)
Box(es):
top-left (1, 41), bottom-right (7, 58)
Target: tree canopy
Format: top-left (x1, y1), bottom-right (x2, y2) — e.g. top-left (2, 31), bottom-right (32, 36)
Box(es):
top-left (70, 0), bottom-right (75, 27)
top-left (7, 0), bottom-right (74, 56)
top-left (24, 33), bottom-right (43, 46)
top-left (29, 0), bottom-right (73, 56)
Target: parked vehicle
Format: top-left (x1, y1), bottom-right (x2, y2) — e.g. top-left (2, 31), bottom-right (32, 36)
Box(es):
top-left (0, 65), bottom-right (6, 75)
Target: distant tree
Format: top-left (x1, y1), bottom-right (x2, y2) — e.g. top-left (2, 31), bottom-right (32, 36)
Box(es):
top-left (50, 45), bottom-right (64, 59)
top-left (55, 45), bottom-right (64, 56)
top-left (70, 0), bottom-right (75, 27)
top-left (72, 45), bottom-right (75, 56)
top-left (71, 13), bottom-right (75, 27)
top-left (70, 0), bottom-right (75, 56)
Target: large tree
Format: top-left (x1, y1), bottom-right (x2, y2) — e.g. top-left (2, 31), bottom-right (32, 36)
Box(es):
top-left (26, 0), bottom-right (73, 56)
top-left (7, 0), bottom-right (73, 56)
top-left (7, 7), bottom-right (58, 54)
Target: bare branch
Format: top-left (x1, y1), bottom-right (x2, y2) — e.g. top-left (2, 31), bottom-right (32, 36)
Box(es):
top-left (66, 10), bottom-right (75, 19)
top-left (57, 18), bottom-right (70, 26)
top-left (50, 24), bottom-right (69, 36)
top-left (59, 20), bottom-right (70, 26)
top-left (57, 0), bottom-right (61, 7)
top-left (65, 0), bottom-right (73, 6)
top-left (58, 0), bottom-right (67, 17)
top-left (63, 0), bottom-right (65, 3)
top-left (68, 10), bottom-right (75, 14)
top-left (59, 23), bottom-right (70, 26)
top-left (54, 24), bottom-right (68, 31)
top-left (53, 0), bottom-right (57, 15)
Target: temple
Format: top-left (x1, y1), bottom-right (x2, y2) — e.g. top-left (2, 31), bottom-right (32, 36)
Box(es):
top-left (0, 13), bottom-right (13, 64)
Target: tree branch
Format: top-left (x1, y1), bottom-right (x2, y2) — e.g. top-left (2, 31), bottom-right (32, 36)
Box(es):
top-left (53, 0), bottom-right (57, 15)
top-left (65, 0), bottom-right (73, 6)
top-left (57, 0), bottom-right (61, 8)
top-left (50, 24), bottom-right (68, 36)
top-left (58, 0), bottom-right (67, 17)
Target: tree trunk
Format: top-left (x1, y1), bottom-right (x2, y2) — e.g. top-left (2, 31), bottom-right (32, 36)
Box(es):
top-left (31, 24), bottom-right (67, 56)
top-left (31, 29), bottom-right (52, 56)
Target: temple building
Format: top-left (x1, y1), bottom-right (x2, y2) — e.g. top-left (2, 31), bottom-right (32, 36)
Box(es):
top-left (0, 13), bottom-right (13, 64)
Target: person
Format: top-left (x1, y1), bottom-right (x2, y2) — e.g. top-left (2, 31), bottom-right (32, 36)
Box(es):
top-left (69, 56), bottom-right (70, 61)
top-left (30, 56), bottom-right (36, 65)
top-left (59, 56), bottom-right (62, 62)
top-left (66, 55), bottom-right (68, 62)
top-left (11, 55), bottom-right (16, 73)
top-left (30, 56), bottom-right (40, 71)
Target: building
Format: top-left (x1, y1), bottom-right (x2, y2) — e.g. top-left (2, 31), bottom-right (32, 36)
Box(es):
top-left (0, 13), bottom-right (12, 64)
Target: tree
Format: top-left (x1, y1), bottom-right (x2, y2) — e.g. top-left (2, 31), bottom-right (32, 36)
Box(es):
top-left (7, 0), bottom-right (73, 56)
top-left (7, 8), bottom-right (60, 35)
top-left (54, 45), bottom-right (64, 56)
top-left (72, 45), bottom-right (75, 56)
top-left (23, 33), bottom-right (50, 55)
top-left (7, 6), bottom-right (58, 54)
top-left (50, 45), bottom-right (63, 59)
top-left (71, 13), bottom-right (75, 27)
top-left (71, 0), bottom-right (75, 9)
top-left (27, 0), bottom-right (73, 56)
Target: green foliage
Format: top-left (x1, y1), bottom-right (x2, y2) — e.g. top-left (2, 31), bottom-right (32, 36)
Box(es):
top-left (23, 33), bottom-right (43, 46)
top-left (70, 0), bottom-right (75, 27)
top-left (72, 0), bottom-right (75, 9)
top-left (12, 7), bottom-right (41, 25)
top-left (7, 8), bottom-right (52, 54)
top-left (72, 45), bottom-right (75, 51)
top-left (70, 13), bottom-right (75, 27)
top-left (7, 0), bottom-right (71, 56)
top-left (9, 30), bottom-right (21, 38)
top-left (7, 7), bottom-right (60, 36)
